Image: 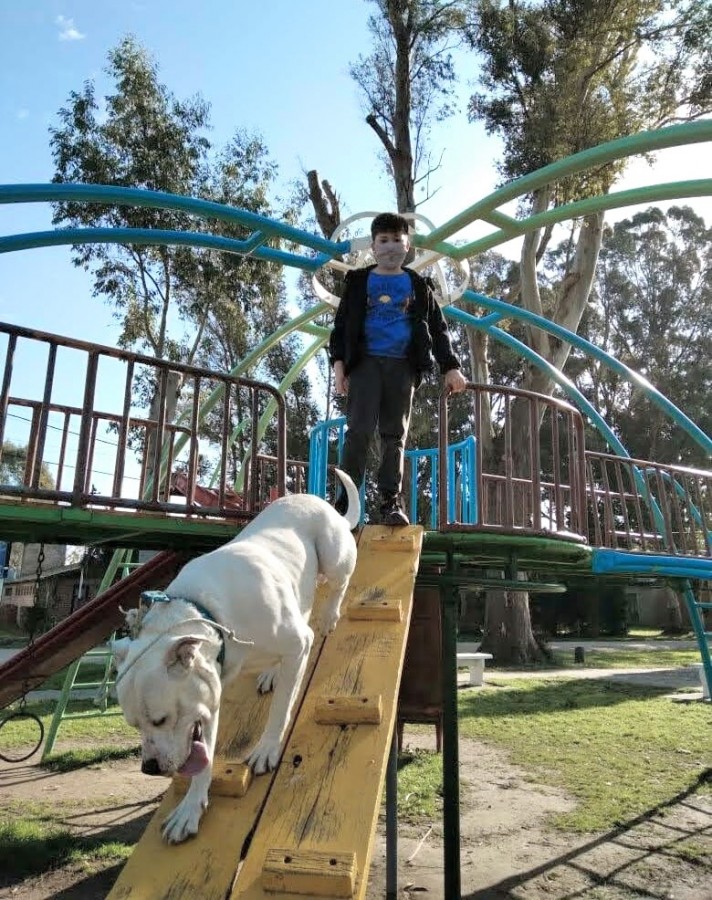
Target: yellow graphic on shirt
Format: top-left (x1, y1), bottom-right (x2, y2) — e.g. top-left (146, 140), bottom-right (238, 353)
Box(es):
top-left (378, 294), bottom-right (391, 304)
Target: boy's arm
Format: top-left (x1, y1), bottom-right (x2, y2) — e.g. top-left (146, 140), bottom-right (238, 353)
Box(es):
top-left (329, 271), bottom-right (350, 366)
top-left (424, 279), bottom-right (460, 373)
top-left (424, 279), bottom-right (467, 394)
top-left (329, 272), bottom-right (350, 394)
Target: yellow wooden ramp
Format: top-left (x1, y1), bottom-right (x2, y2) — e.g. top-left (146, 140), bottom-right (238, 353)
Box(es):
top-left (108, 525), bottom-right (423, 900)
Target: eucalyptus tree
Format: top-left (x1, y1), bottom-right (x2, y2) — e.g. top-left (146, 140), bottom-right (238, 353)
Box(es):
top-left (461, 0), bottom-right (712, 661)
top-left (49, 36), bottom-right (309, 485)
top-left (570, 205), bottom-right (712, 467)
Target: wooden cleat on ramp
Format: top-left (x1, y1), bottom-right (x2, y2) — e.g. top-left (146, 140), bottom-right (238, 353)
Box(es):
top-left (173, 758), bottom-right (252, 798)
top-left (346, 585), bottom-right (402, 622)
top-left (314, 694), bottom-right (383, 725)
top-left (262, 848), bottom-right (357, 897)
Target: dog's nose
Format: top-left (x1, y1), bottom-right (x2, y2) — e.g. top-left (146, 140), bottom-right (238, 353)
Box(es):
top-left (141, 758), bottom-right (162, 776)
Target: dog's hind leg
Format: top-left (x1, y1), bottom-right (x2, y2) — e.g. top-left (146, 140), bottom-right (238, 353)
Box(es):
top-left (245, 621), bottom-right (313, 775)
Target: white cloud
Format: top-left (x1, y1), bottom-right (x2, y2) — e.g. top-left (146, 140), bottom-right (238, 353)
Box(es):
top-left (16, 109), bottom-right (30, 120)
top-left (56, 15), bottom-right (86, 41)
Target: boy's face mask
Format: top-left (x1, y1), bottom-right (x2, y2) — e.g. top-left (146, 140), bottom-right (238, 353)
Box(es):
top-left (371, 231), bottom-right (409, 270)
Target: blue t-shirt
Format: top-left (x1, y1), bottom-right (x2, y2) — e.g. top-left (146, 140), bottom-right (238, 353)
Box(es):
top-left (364, 271), bottom-right (413, 358)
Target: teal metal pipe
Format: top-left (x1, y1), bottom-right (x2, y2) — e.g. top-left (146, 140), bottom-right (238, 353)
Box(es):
top-left (0, 227), bottom-right (330, 272)
top-left (0, 183), bottom-right (349, 257)
top-left (450, 292), bottom-right (712, 457)
top-left (592, 548), bottom-right (712, 580)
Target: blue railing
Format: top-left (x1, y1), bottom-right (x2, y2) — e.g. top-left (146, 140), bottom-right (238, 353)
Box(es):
top-left (308, 417), bottom-right (477, 528)
top-left (406, 436), bottom-right (477, 527)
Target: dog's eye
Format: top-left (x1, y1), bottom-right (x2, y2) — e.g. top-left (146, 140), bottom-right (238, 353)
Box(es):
top-left (151, 716), bottom-right (167, 727)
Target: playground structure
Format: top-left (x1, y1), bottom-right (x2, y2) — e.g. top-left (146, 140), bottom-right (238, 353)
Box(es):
top-left (0, 120), bottom-right (711, 898)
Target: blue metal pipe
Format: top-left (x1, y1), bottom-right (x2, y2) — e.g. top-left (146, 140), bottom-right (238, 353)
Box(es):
top-left (0, 227), bottom-right (330, 272)
top-left (0, 183), bottom-right (349, 257)
top-left (452, 291), bottom-right (712, 457)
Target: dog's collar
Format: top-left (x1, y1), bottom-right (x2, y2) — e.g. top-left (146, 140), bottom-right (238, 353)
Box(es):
top-left (140, 591), bottom-right (226, 666)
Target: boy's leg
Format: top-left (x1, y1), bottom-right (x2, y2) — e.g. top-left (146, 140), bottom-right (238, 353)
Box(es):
top-left (378, 358), bottom-right (415, 524)
top-left (336, 357), bottom-right (381, 512)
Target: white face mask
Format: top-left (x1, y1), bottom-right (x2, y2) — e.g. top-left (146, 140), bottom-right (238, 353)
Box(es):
top-left (372, 232), bottom-right (409, 270)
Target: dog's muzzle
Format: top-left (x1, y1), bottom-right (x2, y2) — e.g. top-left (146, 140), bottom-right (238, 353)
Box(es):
top-left (141, 757), bottom-right (162, 776)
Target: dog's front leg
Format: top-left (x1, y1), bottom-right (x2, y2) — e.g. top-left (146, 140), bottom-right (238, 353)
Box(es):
top-left (162, 715), bottom-right (219, 844)
top-left (246, 627), bottom-right (313, 774)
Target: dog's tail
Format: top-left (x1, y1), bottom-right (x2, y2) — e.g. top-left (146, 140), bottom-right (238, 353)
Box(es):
top-left (334, 468), bottom-right (361, 531)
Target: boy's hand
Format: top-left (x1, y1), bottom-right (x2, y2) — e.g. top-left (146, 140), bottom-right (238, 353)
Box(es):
top-left (444, 368), bottom-right (468, 394)
top-left (333, 361), bottom-right (349, 395)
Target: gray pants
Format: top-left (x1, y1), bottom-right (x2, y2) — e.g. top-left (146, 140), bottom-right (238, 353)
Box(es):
top-left (340, 356), bottom-right (415, 497)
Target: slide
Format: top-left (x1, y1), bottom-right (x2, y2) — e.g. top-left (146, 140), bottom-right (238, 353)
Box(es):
top-left (108, 525), bottom-right (424, 899)
top-left (0, 550), bottom-right (189, 709)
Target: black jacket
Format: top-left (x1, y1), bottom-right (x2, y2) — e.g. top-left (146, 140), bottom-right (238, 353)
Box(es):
top-left (329, 265), bottom-right (460, 384)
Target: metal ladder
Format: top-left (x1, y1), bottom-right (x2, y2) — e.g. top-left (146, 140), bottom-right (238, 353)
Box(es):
top-left (41, 550), bottom-right (138, 759)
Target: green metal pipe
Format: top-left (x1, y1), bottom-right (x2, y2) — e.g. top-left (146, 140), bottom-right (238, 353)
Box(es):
top-left (426, 121), bottom-right (712, 244)
top-left (423, 530), bottom-right (592, 561)
top-left (441, 554), bottom-right (461, 898)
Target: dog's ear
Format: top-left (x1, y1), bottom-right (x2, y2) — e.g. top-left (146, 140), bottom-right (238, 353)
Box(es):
top-left (165, 636), bottom-right (204, 672)
top-left (111, 636), bottom-right (132, 669)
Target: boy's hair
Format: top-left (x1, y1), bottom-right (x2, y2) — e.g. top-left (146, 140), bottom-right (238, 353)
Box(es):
top-left (370, 212), bottom-right (409, 240)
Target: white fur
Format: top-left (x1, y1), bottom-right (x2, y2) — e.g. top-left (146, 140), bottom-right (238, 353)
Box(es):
top-left (112, 469), bottom-right (360, 843)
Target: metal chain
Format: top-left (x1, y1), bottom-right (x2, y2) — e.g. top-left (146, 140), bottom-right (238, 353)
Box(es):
top-left (17, 544), bottom-right (45, 712)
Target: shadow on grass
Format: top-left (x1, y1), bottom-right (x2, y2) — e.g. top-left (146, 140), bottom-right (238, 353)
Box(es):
top-left (0, 806), bottom-right (154, 888)
top-left (463, 768), bottom-right (712, 899)
top-left (459, 678), bottom-right (670, 719)
top-left (42, 745), bottom-right (140, 773)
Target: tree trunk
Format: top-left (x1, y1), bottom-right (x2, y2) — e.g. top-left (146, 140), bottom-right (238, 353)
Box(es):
top-left (479, 586), bottom-right (543, 663)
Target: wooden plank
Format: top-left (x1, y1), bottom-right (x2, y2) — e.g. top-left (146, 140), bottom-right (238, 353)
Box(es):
top-left (106, 560), bottom-right (351, 900)
top-left (231, 524), bottom-right (424, 900)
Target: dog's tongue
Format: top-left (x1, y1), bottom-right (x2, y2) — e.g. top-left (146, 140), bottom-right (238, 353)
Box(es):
top-left (178, 740), bottom-right (209, 776)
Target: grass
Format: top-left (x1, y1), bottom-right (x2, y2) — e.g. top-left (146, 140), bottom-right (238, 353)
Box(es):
top-left (0, 813), bottom-right (132, 879)
top-left (0, 699), bottom-right (136, 756)
top-left (395, 672), bottom-right (710, 834)
top-left (457, 678), bottom-right (712, 832)
top-left (42, 745), bottom-right (140, 772)
top-left (552, 647), bottom-right (702, 669)
top-left (397, 749), bottom-right (442, 821)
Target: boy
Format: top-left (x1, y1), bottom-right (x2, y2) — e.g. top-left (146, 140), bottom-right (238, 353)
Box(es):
top-left (330, 212), bottom-right (467, 526)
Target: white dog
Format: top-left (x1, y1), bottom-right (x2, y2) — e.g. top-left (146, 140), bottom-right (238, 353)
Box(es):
top-left (112, 469), bottom-right (360, 844)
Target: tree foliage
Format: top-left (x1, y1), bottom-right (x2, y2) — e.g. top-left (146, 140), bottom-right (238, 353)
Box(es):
top-left (568, 205), bottom-right (712, 465)
top-left (49, 36), bottom-right (319, 481)
top-left (0, 442), bottom-right (55, 489)
top-left (351, 0), bottom-right (467, 211)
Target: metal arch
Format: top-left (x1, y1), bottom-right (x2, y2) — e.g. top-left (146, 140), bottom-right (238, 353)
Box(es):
top-left (424, 120), bottom-right (712, 248)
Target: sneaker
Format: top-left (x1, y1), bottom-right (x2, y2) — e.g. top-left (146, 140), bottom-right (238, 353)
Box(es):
top-left (380, 495), bottom-right (409, 527)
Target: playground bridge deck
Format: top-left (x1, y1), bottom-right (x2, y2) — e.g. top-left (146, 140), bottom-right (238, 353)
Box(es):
top-left (1, 321), bottom-right (711, 558)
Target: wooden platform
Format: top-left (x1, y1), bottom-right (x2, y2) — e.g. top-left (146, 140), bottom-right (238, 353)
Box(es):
top-left (107, 524), bottom-right (423, 899)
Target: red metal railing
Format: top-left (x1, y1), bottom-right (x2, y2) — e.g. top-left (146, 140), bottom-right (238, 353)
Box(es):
top-left (439, 384), bottom-right (588, 539)
top-left (0, 322), bottom-right (286, 522)
top-left (585, 452), bottom-right (712, 557)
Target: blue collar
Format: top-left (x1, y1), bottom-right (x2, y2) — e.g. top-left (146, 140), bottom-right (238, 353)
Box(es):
top-left (139, 591), bottom-right (226, 666)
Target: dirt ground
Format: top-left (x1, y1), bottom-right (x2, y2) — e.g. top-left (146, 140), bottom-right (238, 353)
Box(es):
top-left (1, 726), bottom-right (710, 900)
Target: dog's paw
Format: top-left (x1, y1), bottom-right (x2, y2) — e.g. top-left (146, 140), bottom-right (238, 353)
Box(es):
top-left (256, 666), bottom-right (279, 694)
top-left (245, 736), bottom-right (282, 774)
top-left (161, 795), bottom-right (207, 844)
top-left (321, 611), bottom-right (341, 634)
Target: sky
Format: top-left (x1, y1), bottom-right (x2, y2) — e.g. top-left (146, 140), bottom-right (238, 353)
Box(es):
top-left (0, 0), bottom-right (709, 492)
